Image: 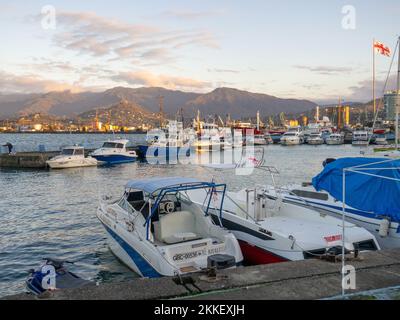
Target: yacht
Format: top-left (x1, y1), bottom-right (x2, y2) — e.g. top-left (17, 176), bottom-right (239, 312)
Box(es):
top-left (352, 131), bottom-right (369, 146)
top-left (325, 133), bottom-right (344, 145)
top-left (91, 139), bottom-right (137, 164)
top-left (46, 146), bottom-right (97, 169)
top-left (187, 174), bottom-right (379, 264)
top-left (97, 177), bottom-right (243, 277)
top-left (307, 133), bottom-right (324, 145)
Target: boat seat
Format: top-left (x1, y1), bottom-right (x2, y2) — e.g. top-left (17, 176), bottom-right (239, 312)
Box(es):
top-left (154, 211), bottom-right (201, 244)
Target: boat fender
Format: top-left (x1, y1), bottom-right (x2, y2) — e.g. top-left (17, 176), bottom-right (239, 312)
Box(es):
top-left (379, 218), bottom-right (390, 237)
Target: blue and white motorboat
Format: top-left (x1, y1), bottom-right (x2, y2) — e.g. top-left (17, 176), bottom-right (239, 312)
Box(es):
top-left (91, 139), bottom-right (137, 164)
top-left (269, 158), bottom-right (400, 249)
top-left (97, 177), bottom-right (243, 277)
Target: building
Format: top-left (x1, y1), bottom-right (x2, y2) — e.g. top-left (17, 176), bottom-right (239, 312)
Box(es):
top-left (384, 91), bottom-right (400, 120)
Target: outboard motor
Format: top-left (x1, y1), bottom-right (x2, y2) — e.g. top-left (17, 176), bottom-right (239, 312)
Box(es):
top-left (323, 158), bottom-right (337, 167)
top-left (26, 258), bottom-right (93, 295)
top-left (207, 254), bottom-right (236, 270)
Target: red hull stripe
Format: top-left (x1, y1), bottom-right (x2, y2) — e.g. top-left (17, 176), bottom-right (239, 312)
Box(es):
top-left (239, 240), bottom-right (288, 265)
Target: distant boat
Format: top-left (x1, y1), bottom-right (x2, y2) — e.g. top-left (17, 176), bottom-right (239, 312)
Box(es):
top-left (280, 127), bottom-right (304, 146)
top-left (91, 139), bottom-right (137, 164)
top-left (307, 133), bottom-right (324, 145)
top-left (325, 133), bottom-right (344, 145)
top-left (352, 131), bottom-right (370, 146)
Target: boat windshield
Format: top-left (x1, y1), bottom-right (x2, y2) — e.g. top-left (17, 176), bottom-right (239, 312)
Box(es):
top-left (102, 142), bottom-right (124, 149)
top-left (62, 149), bottom-right (75, 155)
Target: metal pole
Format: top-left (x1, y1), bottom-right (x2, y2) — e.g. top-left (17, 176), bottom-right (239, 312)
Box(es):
top-left (342, 169), bottom-right (346, 297)
top-left (396, 37), bottom-right (400, 150)
top-left (373, 39), bottom-right (376, 117)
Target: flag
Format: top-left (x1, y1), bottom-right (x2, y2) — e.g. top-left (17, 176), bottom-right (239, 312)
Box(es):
top-left (374, 41), bottom-right (391, 57)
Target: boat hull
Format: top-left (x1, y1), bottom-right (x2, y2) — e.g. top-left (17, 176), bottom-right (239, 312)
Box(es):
top-left (47, 158), bottom-right (97, 169)
top-left (138, 145), bottom-right (193, 159)
top-left (92, 154), bottom-right (137, 164)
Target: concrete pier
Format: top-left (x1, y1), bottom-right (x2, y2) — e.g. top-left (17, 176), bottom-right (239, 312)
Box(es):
top-left (3, 248), bottom-right (400, 300)
top-left (0, 152), bottom-right (59, 168)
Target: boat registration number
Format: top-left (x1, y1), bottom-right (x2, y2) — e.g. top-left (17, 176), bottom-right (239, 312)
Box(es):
top-left (172, 245), bottom-right (225, 261)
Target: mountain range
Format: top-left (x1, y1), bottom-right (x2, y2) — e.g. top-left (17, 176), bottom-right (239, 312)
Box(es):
top-left (0, 87), bottom-right (317, 119)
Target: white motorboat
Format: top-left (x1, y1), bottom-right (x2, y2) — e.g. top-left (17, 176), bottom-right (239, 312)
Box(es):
top-left (46, 146), bottom-right (97, 169)
top-left (91, 139), bottom-right (137, 164)
top-left (272, 158), bottom-right (400, 249)
top-left (352, 131), bottom-right (369, 146)
top-left (187, 168), bottom-right (379, 264)
top-left (97, 177), bottom-right (243, 277)
top-left (325, 133), bottom-right (344, 145)
top-left (253, 134), bottom-right (268, 145)
top-left (373, 134), bottom-right (388, 146)
top-left (280, 130), bottom-right (304, 146)
top-left (307, 133), bottom-right (324, 145)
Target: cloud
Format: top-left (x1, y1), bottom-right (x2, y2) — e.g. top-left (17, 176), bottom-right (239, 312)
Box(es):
top-left (347, 74), bottom-right (397, 102)
top-left (0, 70), bottom-right (84, 93)
top-left (293, 65), bottom-right (353, 75)
top-left (35, 11), bottom-right (218, 63)
top-left (161, 10), bottom-right (220, 20)
top-left (208, 68), bottom-right (239, 74)
top-left (112, 70), bottom-right (211, 91)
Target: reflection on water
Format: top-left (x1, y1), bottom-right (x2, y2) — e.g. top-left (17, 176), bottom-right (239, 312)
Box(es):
top-left (0, 134), bottom-right (366, 297)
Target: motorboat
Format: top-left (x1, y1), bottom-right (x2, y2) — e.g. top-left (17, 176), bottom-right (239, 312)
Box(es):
top-left (97, 177), bottom-right (243, 277)
top-left (280, 129), bottom-right (304, 146)
top-left (307, 133), bottom-right (324, 145)
top-left (325, 133), bottom-right (344, 145)
top-left (264, 133), bottom-right (273, 144)
top-left (46, 146), bottom-right (97, 169)
top-left (373, 134), bottom-right (388, 146)
top-left (272, 158), bottom-right (400, 249)
top-left (138, 121), bottom-right (194, 160)
top-left (91, 139), bottom-right (137, 164)
top-left (187, 167), bottom-right (379, 264)
top-left (254, 134), bottom-right (268, 145)
top-left (352, 131), bottom-right (370, 146)
top-left (26, 258), bottom-right (93, 295)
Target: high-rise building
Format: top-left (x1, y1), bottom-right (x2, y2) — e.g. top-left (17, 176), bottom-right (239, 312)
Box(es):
top-left (384, 91), bottom-right (400, 120)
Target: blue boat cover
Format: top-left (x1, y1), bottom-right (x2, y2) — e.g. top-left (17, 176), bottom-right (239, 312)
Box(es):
top-left (312, 157), bottom-right (400, 221)
top-left (126, 177), bottom-right (201, 194)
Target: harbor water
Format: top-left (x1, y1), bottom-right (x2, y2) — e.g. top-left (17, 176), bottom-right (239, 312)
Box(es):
top-left (0, 133), bottom-right (367, 297)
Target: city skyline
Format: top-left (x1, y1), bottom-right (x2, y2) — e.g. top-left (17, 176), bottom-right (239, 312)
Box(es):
top-left (0, 0), bottom-right (399, 104)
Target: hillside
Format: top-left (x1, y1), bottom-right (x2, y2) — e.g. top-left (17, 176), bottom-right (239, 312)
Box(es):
top-left (0, 86), bottom-right (317, 119)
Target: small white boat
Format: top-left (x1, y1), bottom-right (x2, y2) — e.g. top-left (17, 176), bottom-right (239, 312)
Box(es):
top-left (307, 133), bottom-right (324, 145)
top-left (352, 131), bottom-right (369, 146)
top-left (326, 133), bottom-right (344, 145)
top-left (254, 134), bottom-right (268, 145)
top-left (91, 139), bottom-right (137, 164)
top-left (46, 146), bottom-right (97, 169)
top-left (97, 177), bottom-right (243, 277)
top-left (280, 131), bottom-right (304, 146)
top-left (374, 134), bottom-right (388, 146)
top-left (187, 168), bottom-right (379, 264)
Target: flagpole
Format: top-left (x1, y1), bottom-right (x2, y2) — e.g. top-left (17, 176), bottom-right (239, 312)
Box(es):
top-left (373, 38), bottom-right (376, 118)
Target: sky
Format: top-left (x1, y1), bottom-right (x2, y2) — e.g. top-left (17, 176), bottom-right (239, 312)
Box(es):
top-left (0, 0), bottom-right (399, 103)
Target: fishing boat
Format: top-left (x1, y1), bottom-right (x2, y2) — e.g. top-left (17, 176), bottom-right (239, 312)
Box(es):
top-left (91, 139), bottom-right (137, 164)
top-left (97, 177), bottom-right (243, 277)
top-left (46, 146), bottom-right (97, 169)
top-left (325, 133), bottom-right (344, 145)
top-left (270, 158), bottom-right (400, 249)
top-left (307, 133), bottom-right (324, 145)
top-left (352, 131), bottom-right (370, 146)
top-left (187, 167), bottom-right (379, 264)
